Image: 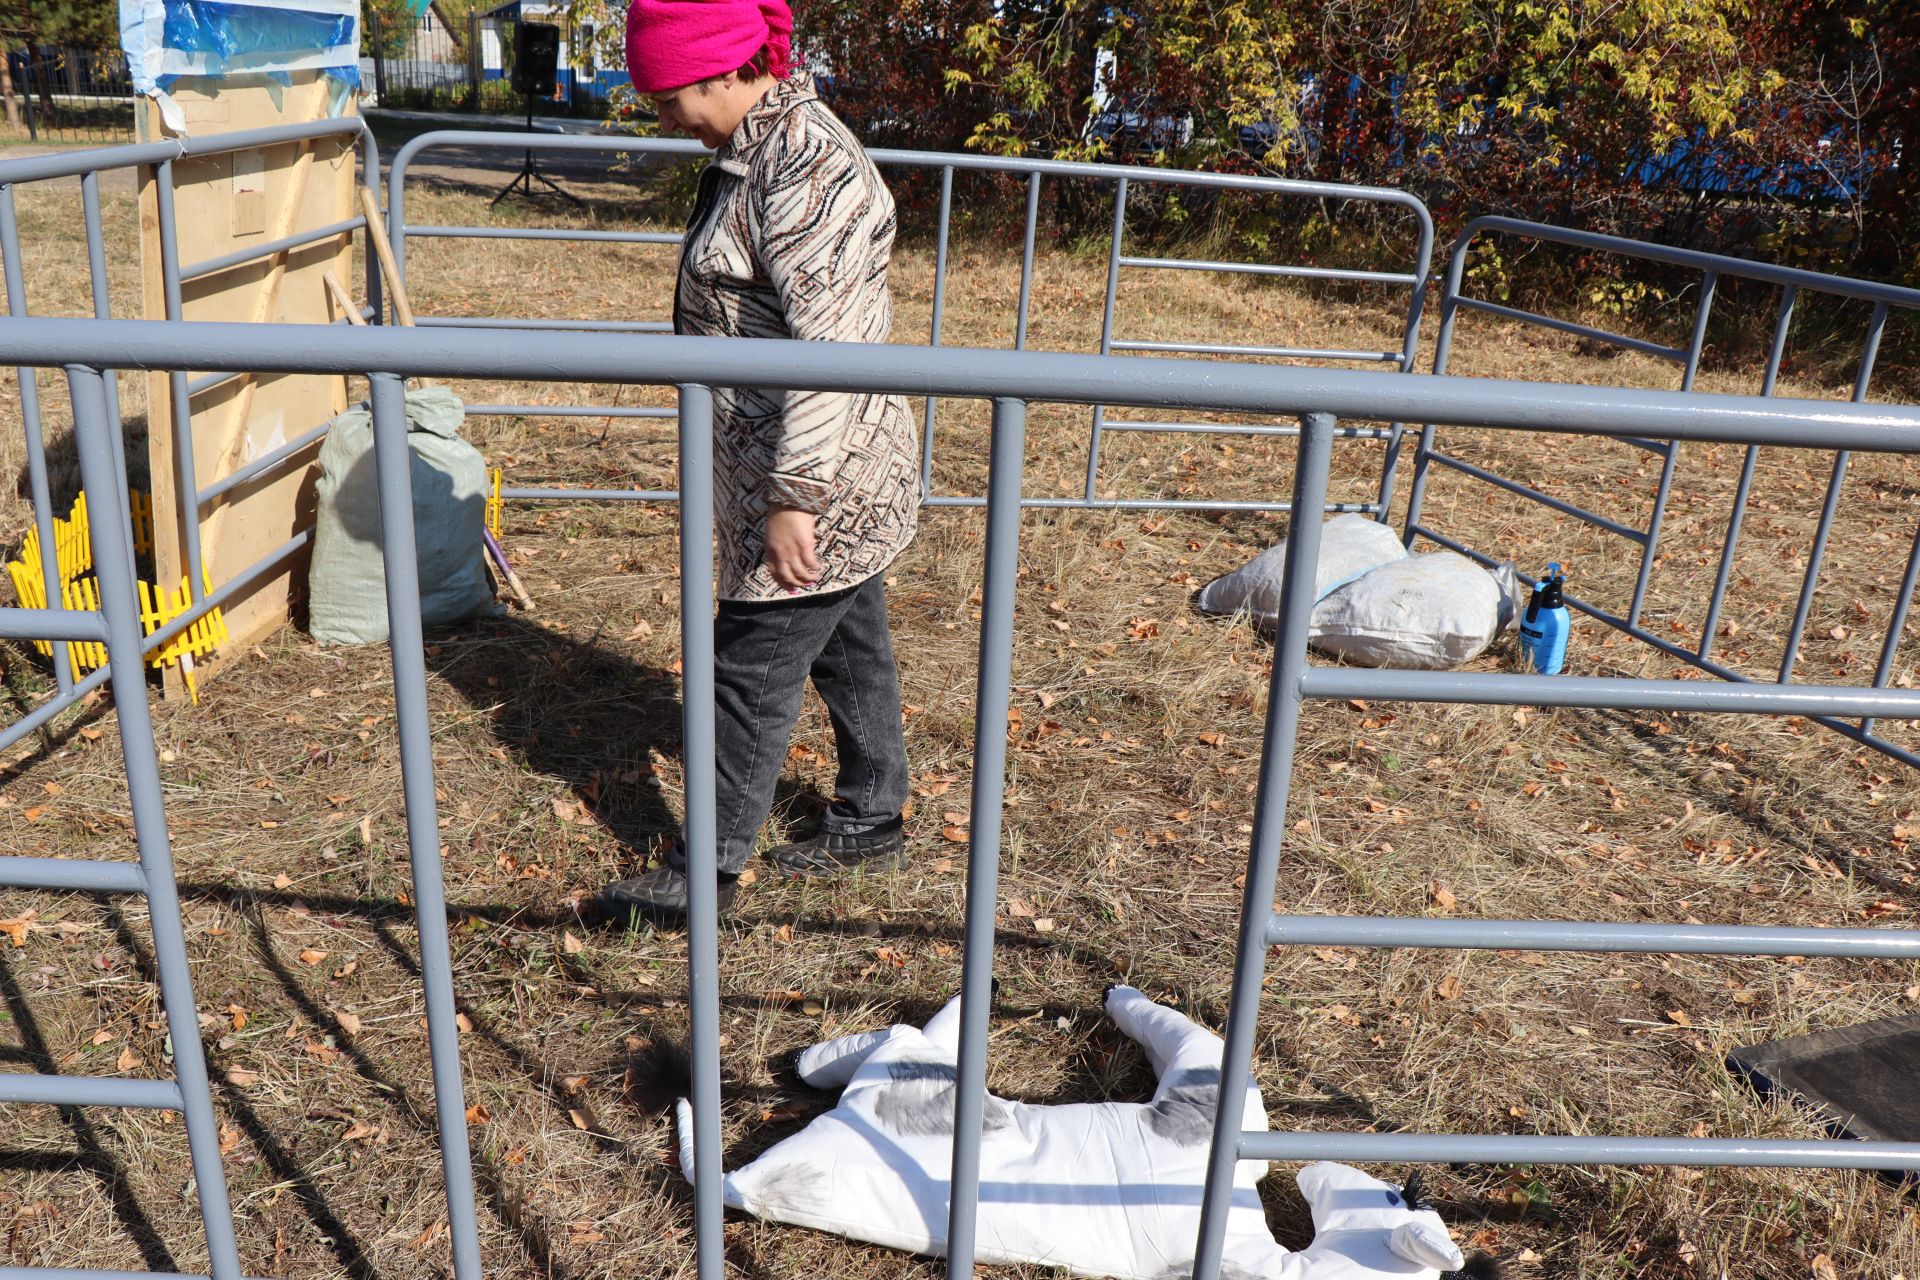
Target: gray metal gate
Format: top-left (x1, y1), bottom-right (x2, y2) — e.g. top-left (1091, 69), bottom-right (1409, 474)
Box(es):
top-left (5, 314), bottom-right (1920, 1280)
top-left (385, 131), bottom-right (1435, 517)
top-left (1403, 216), bottom-right (1920, 771)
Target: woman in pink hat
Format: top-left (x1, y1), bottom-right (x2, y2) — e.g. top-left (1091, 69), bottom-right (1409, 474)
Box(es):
top-left (603, 0), bottom-right (922, 924)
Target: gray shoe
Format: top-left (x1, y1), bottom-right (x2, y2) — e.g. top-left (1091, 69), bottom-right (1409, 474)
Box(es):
top-left (767, 817), bottom-right (906, 878)
top-left (601, 864), bottom-right (737, 925)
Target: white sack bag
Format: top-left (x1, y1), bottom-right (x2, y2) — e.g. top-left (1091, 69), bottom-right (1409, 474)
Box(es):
top-left (1195, 514), bottom-right (1408, 630)
top-left (671, 986), bottom-right (1466, 1280)
top-left (1310, 551), bottom-right (1503, 669)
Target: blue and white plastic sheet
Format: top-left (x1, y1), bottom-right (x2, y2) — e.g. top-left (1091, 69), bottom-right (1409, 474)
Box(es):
top-left (119, 0), bottom-right (360, 131)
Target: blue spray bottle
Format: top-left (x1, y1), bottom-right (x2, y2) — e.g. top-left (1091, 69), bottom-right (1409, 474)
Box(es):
top-left (1518, 563), bottom-right (1570, 675)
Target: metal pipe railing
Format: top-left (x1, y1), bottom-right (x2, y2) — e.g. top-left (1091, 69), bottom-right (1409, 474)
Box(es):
top-left (6, 316), bottom-right (1920, 1280)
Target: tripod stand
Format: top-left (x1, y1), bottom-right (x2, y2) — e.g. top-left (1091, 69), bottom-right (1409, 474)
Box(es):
top-left (490, 85), bottom-right (584, 208)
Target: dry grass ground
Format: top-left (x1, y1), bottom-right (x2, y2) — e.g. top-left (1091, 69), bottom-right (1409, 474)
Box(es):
top-left (2, 157), bottom-right (1919, 1280)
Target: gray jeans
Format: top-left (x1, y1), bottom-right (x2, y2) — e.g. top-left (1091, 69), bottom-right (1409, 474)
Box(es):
top-left (670, 572), bottom-right (910, 877)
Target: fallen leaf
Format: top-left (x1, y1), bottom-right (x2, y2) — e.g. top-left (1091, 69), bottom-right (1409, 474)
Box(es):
top-left (801, 1000), bottom-right (824, 1016)
top-left (1005, 897), bottom-right (1035, 918)
top-left (736, 868), bottom-right (758, 887)
top-left (333, 959), bottom-right (360, 980)
top-left (1197, 732), bottom-right (1224, 747)
top-left (1428, 882), bottom-right (1457, 912)
top-left (342, 1119), bottom-right (381, 1141)
top-left (358, 815), bottom-right (374, 846)
top-left (116, 1045), bottom-right (142, 1071)
top-left (942, 825), bottom-right (969, 843)
top-left (335, 1012), bottom-right (362, 1037)
top-left (466, 1102), bottom-right (492, 1124)
top-left (298, 949), bottom-right (329, 966)
top-left (1812, 1254), bottom-right (1839, 1280)
top-left (930, 858), bottom-right (953, 873)
top-left (568, 1109), bottom-right (592, 1130)
top-left (773, 924), bottom-right (793, 943)
top-left (90, 1028), bottom-right (116, 1046)
top-left (219, 1123), bottom-right (241, 1155)
top-left (272, 874), bottom-right (293, 890)
top-left (409, 1221), bottom-right (447, 1250)
top-left (22, 807), bottom-right (45, 822)
top-left (562, 931), bottom-right (586, 955)
top-left (1665, 1008), bottom-right (1693, 1028)
top-left (1436, 975), bottom-right (1464, 1001)
top-left (0, 915), bottom-right (34, 947)
top-left (455, 1012), bottom-right (473, 1033)
top-left (225, 1068), bottom-right (261, 1086)
top-left (551, 797), bottom-right (580, 823)
top-left (626, 618), bottom-right (654, 640)
top-left (1033, 918), bottom-right (1056, 933)
top-left (569, 1225), bottom-right (606, 1245)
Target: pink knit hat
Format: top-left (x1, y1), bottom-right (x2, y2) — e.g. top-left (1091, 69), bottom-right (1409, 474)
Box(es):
top-left (625, 0), bottom-right (793, 95)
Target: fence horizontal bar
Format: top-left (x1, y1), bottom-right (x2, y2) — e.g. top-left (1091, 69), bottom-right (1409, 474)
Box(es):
top-left (928, 496), bottom-right (1381, 514)
top-left (1621, 436), bottom-right (1676, 456)
top-left (1266, 912), bottom-right (1920, 958)
top-left (1117, 255), bottom-right (1419, 286)
top-left (0, 1270), bottom-right (275, 1280)
top-left (0, 664), bottom-right (111, 756)
top-left (1461, 215), bottom-right (1920, 314)
top-left (0, 855), bottom-right (145, 894)
top-left (1101, 419), bottom-right (1394, 439)
top-left (0, 117), bottom-right (365, 186)
top-left (1111, 339), bottom-right (1401, 362)
top-left (181, 215), bottom-right (363, 282)
top-left (0, 607), bottom-right (108, 643)
top-left (1453, 296), bottom-right (1687, 362)
top-left (503, 486), bottom-right (677, 501)
top-left (9, 321), bottom-right (1920, 453)
top-left (198, 422), bottom-right (330, 507)
top-left (1238, 1130), bottom-right (1920, 1172)
top-left (403, 224), bottom-right (685, 246)
top-left (415, 316), bottom-right (673, 334)
top-left (1426, 450), bottom-right (1650, 543)
top-left (467, 403), bottom-right (675, 419)
top-left (0, 1074), bottom-right (183, 1110)
top-left (1299, 667), bottom-right (1920, 719)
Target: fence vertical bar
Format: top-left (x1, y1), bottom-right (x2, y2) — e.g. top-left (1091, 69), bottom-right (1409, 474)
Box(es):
top-left (1626, 270), bottom-right (1718, 629)
top-left (81, 170), bottom-right (138, 572)
top-left (66, 363), bottom-right (245, 1280)
top-left (1191, 411), bottom-right (1336, 1280)
top-left (677, 383), bottom-right (725, 1280)
top-left (1, 182), bottom-right (74, 693)
top-left (1014, 173), bottom-right (1040, 350)
top-left (1778, 302), bottom-right (1886, 683)
top-left (153, 160), bottom-right (207, 604)
top-left (1700, 285), bottom-right (1796, 660)
top-left (1373, 209), bottom-right (1438, 520)
top-left (1400, 250), bottom-right (1466, 544)
top-left (1083, 176), bottom-right (1127, 501)
top-left (367, 371), bottom-right (485, 1280)
top-left (1862, 521), bottom-right (1920, 739)
top-left (946, 396), bottom-right (1028, 1280)
top-left (920, 166), bottom-right (954, 492)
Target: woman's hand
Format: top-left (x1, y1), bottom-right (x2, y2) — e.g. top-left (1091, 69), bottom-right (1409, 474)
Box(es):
top-left (765, 507), bottom-right (822, 591)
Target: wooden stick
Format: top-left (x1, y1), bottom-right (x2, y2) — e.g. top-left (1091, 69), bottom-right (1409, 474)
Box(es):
top-left (359, 186), bottom-right (415, 326)
top-left (322, 272), bottom-right (367, 326)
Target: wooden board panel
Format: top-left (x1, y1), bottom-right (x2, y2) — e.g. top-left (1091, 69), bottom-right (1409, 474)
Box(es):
top-left (138, 71), bottom-right (357, 697)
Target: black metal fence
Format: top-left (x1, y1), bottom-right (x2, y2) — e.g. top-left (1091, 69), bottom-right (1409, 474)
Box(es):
top-left (363, 13), bottom-right (620, 118)
top-left (2, 47), bottom-right (135, 144)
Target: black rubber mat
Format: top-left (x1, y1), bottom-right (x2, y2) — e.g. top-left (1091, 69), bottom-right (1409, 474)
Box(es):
top-left (1728, 1012), bottom-right (1920, 1177)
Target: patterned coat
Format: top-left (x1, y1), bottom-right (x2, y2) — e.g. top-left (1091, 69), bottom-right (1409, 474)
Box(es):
top-left (675, 74), bottom-right (922, 602)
